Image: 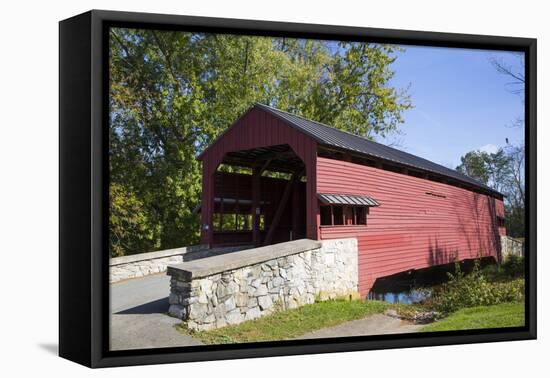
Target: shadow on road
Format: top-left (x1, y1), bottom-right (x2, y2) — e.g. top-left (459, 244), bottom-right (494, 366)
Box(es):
top-left (115, 297), bottom-right (169, 315)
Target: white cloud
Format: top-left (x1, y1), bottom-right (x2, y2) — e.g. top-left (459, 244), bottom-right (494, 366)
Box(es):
top-left (478, 143), bottom-right (499, 154)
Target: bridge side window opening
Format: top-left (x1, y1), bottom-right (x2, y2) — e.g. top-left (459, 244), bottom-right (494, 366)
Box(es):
top-left (320, 205), bottom-right (368, 226)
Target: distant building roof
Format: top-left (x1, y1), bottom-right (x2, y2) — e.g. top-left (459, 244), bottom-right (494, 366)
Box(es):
top-left (255, 103), bottom-right (501, 196)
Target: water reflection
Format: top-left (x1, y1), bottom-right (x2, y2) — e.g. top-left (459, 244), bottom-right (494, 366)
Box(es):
top-left (368, 258), bottom-right (495, 304)
top-left (368, 288), bottom-right (430, 304)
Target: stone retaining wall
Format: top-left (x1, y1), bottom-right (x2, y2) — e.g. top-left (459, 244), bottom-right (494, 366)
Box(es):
top-left (501, 235), bottom-right (524, 260)
top-left (167, 238), bottom-right (358, 331)
top-left (110, 245), bottom-right (250, 283)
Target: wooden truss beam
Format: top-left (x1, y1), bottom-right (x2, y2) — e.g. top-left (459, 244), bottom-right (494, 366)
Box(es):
top-left (263, 169), bottom-right (304, 246)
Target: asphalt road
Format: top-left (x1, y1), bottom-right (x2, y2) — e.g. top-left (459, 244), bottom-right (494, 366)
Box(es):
top-left (109, 274), bottom-right (422, 350)
top-left (110, 273), bottom-right (202, 351)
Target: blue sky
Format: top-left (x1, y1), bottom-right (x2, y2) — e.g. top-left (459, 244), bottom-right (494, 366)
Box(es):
top-left (380, 46), bottom-right (525, 169)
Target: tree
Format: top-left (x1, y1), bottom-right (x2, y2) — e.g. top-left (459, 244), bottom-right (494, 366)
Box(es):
top-left (456, 151), bottom-right (492, 185)
top-left (109, 183), bottom-right (161, 257)
top-left (502, 143), bottom-right (525, 237)
top-left (490, 53), bottom-right (525, 97)
top-left (486, 52), bottom-right (526, 237)
top-left (456, 147), bottom-right (524, 237)
top-left (108, 29), bottom-right (412, 256)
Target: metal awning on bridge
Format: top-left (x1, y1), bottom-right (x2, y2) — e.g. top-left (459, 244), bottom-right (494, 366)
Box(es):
top-left (317, 193), bottom-right (380, 207)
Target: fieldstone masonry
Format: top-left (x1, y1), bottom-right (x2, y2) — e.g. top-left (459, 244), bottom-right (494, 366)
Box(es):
top-left (500, 235), bottom-right (524, 260)
top-left (109, 245), bottom-right (249, 283)
top-left (167, 238), bottom-right (358, 331)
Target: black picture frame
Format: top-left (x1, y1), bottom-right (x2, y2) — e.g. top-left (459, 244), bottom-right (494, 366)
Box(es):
top-left (59, 9), bottom-right (537, 368)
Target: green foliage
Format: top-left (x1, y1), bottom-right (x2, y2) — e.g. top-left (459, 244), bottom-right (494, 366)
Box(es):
top-left (217, 164), bottom-right (252, 175)
top-left (456, 151), bottom-right (492, 184)
top-left (456, 145), bottom-right (525, 238)
top-left (456, 148), bottom-right (512, 192)
top-left (502, 255), bottom-right (525, 278)
top-left (109, 28), bottom-right (412, 256)
top-left (431, 260), bottom-right (524, 314)
top-left (480, 255), bottom-right (524, 281)
top-left (109, 183), bottom-right (160, 257)
top-left (505, 205), bottom-right (525, 239)
top-left (502, 144), bottom-right (526, 237)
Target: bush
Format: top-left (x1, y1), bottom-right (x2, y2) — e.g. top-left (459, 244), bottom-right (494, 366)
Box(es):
top-left (481, 256), bottom-right (525, 282)
top-left (502, 255), bottom-right (525, 278)
top-left (432, 260), bottom-right (524, 314)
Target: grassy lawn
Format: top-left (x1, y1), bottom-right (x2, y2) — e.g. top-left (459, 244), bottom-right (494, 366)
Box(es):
top-left (177, 263), bottom-right (525, 345)
top-left (176, 299), bottom-right (391, 344)
top-left (421, 302), bottom-right (525, 332)
top-left (177, 299), bottom-right (525, 344)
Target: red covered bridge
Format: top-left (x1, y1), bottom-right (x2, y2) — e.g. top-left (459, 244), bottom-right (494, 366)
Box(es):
top-left (197, 104), bottom-right (506, 296)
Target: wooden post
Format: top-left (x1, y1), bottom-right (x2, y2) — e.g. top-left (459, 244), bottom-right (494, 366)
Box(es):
top-left (291, 180), bottom-right (300, 240)
top-left (235, 175), bottom-right (239, 231)
top-left (220, 197), bottom-right (224, 231)
top-left (264, 170), bottom-right (303, 245)
top-left (202, 163), bottom-right (216, 247)
top-left (252, 167), bottom-right (261, 246)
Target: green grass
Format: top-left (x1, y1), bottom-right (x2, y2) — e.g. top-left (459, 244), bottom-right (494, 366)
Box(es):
top-left (176, 299), bottom-right (391, 344)
top-left (421, 302), bottom-right (525, 332)
top-left (177, 279), bottom-right (525, 344)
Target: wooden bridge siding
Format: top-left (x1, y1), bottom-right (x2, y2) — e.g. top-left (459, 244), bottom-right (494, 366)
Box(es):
top-left (316, 157), bottom-right (505, 296)
top-left (199, 107), bottom-right (318, 245)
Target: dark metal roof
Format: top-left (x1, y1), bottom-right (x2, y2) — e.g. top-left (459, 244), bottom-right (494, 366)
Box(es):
top-left (318, 193), bottom-right (380, 207)
top-left (255, 103), bottom-right (501, 196)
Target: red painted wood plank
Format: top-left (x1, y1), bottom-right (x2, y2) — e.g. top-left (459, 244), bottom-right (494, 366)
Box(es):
top-left (317, 157), bottom-right (504, 297)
